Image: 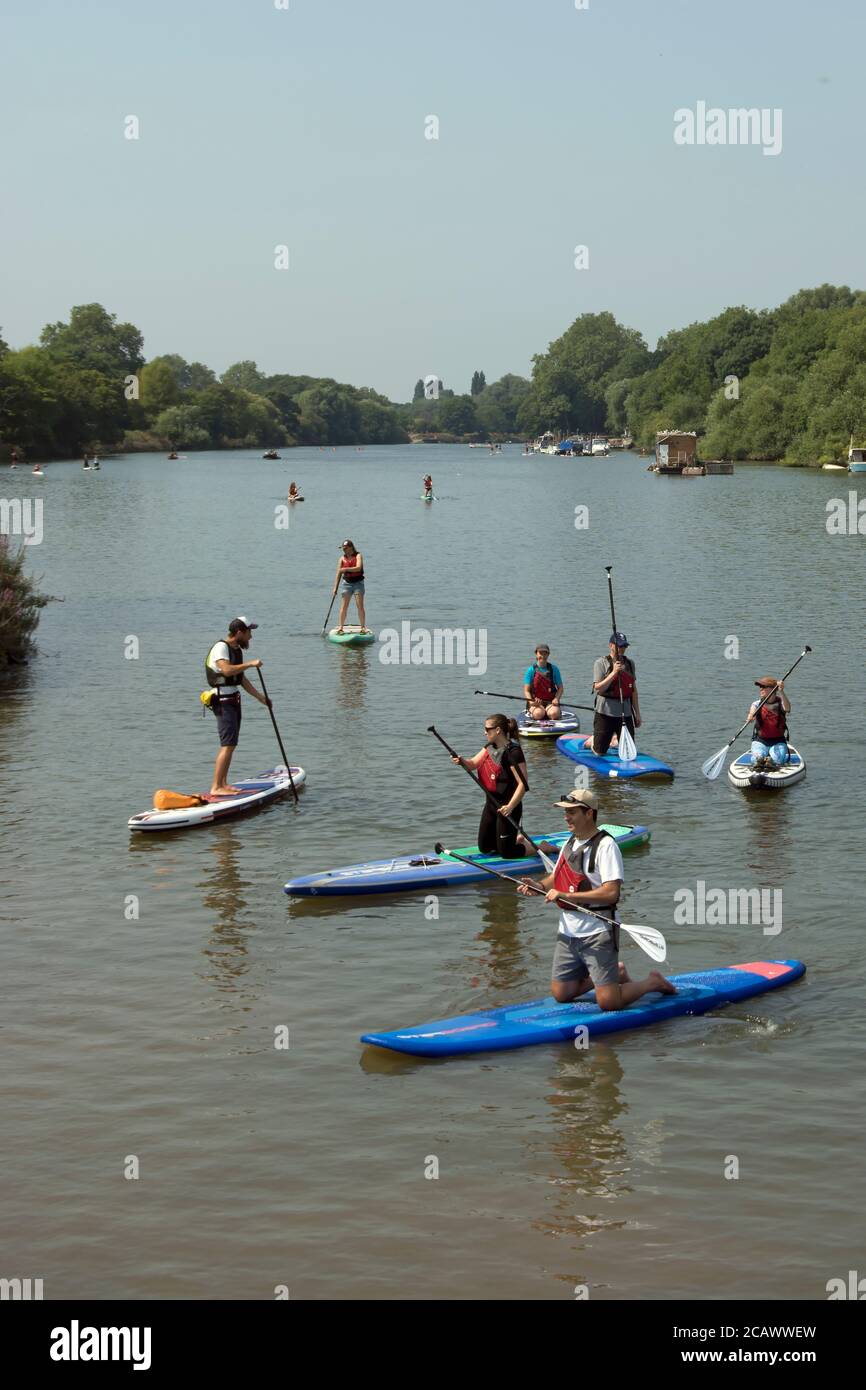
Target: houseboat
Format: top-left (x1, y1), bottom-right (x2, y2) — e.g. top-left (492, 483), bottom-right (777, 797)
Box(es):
top-left (652, 430), bottom-right (698, 475)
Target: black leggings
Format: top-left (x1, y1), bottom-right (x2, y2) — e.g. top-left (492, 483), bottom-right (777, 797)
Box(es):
top-left (478, 801), bottom-right (525, 858)
top-left (592, 712), bottom-right (635, 758)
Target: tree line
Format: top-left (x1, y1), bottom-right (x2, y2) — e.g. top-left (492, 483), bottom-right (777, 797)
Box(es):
top-left (3, 287), bottom-right (866, 462)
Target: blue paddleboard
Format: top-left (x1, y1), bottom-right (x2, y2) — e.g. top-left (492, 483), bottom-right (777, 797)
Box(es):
top-left (284, 822), bottom-right (649, 896)
top-left (361, 960), bottom-right (805, 1057)
top-left (556, 734), bottom-right (674, 779)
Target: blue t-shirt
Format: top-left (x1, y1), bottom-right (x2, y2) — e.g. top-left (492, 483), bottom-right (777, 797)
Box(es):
top-left (523, 662), bottom-right (563, 692)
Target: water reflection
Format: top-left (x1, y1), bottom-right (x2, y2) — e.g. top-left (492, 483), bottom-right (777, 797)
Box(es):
top-left (195, 825), bottom-right (255, 992)
top-left (334, 646), bottom-right (370, 712)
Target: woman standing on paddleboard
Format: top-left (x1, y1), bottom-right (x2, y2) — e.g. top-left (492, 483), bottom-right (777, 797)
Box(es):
top-left (523, 643), bottom-right (564, 720)
top-left (333, 539), bottom-right (369, 635)
top-left (587, 631), bottom-right (641, 755)
top-left (452, 714), bottom-right (529, 858)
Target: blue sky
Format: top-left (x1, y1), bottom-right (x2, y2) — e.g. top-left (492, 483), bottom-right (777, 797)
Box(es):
top-left (1, 0), bottom-right (863, 400)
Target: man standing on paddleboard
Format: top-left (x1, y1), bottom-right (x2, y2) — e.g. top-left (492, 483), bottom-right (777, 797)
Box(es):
top-left (519, 790), bottom-right (674, 1008)
top-left (205, 617), bottom-right (271, 796)
top-left (587, 631), bottom-right (641, 755)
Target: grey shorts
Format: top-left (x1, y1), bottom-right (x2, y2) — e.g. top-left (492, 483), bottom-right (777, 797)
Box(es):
top-left (551, 928), bottom-right (620, 988)
top-left (342, 579), bottom-right (365, 596)
top-left (213, 695), bottom-right (241, 747)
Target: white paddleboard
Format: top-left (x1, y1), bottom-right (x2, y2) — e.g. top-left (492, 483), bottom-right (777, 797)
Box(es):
top-left (128, 768), bottom-right (306, 831)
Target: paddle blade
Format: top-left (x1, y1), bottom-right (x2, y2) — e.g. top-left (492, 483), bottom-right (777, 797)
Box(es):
top-left (620, 922), bottom-right (667, 962)
top-left (701, 746), bottom-right (729, 780)
top-left (538, 850), bottom-right (556, 873)
top-left (618, 724), bottom-right (638, 763)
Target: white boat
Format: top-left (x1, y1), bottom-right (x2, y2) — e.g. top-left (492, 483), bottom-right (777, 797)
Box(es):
top-left (591, 438), bottom-right (609, 456)
top-left (848, 444), bottom-right (866, 474)
top-left (822, 463), bottom-right (846, 471)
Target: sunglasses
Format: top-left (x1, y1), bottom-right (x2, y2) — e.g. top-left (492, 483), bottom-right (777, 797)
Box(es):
top-left (560, 796), bottom-right (591, 811)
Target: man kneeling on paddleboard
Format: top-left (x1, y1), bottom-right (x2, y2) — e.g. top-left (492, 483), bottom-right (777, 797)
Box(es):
top-left (205, 617), bottom-right (271, 795)
top-left (519, 789), bottom-right (674, 1009)
top-left (587, 631), bottom-right (641, 754)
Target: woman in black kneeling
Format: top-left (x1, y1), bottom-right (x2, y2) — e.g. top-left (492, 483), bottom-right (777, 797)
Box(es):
top-left (452, 713), bottom-right (529, 858)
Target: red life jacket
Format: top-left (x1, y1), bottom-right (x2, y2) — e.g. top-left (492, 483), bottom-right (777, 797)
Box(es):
top-left (553, 832), bottom-right (617, 930)
top-left (754, 697), bottom-right (787, 742)
top-left (340, 553), bottom-right (364, 581)
top-left (602, 656), bottom-right (635, 703)
top-left (477, 744), bottom-right (524, 801)
top-left (530, 664), bottom-right (557, 704)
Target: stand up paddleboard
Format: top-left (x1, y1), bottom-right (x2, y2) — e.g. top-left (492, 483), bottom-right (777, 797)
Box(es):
top-left (284, 822), bottom-right (649, 896)
top-left (327, 626), bottom-right (375, 646)
top-left (421, 494), bottom-right (436, 502)
top-left (518, 711), bottom-right (580, 739)
top-left (129, 768), bottom-right (306, 831)
top-left (361, 959), bottom-right (806, 1057)
top-left (728, 745), bottom-right (805, 790)
top-left (557, 734), bottom-right (674, 780)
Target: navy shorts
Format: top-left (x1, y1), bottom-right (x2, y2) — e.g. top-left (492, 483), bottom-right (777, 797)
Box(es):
top-left (213, 696), bottom-right (241, 746)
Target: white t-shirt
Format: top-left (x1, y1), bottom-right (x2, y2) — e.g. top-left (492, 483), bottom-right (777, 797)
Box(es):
top-left (206, 641), bottom-right (234, 685)
top-left (555, 832), bottom-right (624, 939)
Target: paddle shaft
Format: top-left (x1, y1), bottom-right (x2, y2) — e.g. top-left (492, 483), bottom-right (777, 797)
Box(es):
top-left (434, 841), bottom-right (618, 921)
top-left (256, 670), bottom-right (298, 802)
top-left (604, 564), bottom-right (628, 708)
top-left (321, 587), bottom-right (339, 634)
top-left (474, 689), bottom-right (596, 714)
top-left (427, 725), bottom-right (542, 854)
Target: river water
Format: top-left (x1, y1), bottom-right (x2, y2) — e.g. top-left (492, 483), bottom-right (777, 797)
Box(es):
top-left (2, 445), bottom-right (863, 1300)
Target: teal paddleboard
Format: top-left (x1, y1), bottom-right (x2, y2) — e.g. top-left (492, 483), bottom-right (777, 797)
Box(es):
top-left (327, 626), bottom-right (375, 646)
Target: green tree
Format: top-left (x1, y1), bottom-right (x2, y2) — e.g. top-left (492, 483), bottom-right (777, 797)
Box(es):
top-left (152, 404), bottom-right (212, 449)
top-left (438, 394), bottom-right (478, 436)
top-left (138, 358), bottom-right (181, 420)
top-left (221, 360), bottom-right (266, 393)
top-left (470, 370), bottom-right (486, 396)
top-left (40, 303), bottom-right (144, 379)
top-left (413, 378), bottom-right (425, 401)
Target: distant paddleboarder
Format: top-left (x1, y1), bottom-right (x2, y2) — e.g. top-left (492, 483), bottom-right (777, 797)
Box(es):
top-left (749, 675), bottom-right (791, 770)
top-left (204, 617), bottom-right (271, 796)
top-left (523, 644), bottom-right (564, 720)
top-left (288, 481), bottom-right (300, 502)
top-left (452, 713), bottom-right (528, 859)
top-left (422, 474), bottom-right (433, 498)
top-left (519, 788), bottom-right (674, 1008)
top-left (587, 631), bottom-right (640, 755)
top-left (333, 539), bottom-right (369, 634)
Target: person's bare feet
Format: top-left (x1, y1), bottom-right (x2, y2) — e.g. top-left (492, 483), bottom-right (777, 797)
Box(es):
top-left (648, 970), bottom-right (676, 995)
top-left (617, 962), bottom-right (632, 983)
top-left (210, 785), bottom-right (241, 796)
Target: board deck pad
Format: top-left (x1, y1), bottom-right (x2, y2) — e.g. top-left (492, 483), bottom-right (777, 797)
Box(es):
top-left (327, 626), bottom-right (375, 645)
top-left (557, 733), bottom-right (674, 779)
top-left (728, 746), bottom-right (805, 789)
top-left (518, 711), bottom-right (580, 737)
top-left (129, 768), bottom-right (305, 831)
top-left (284, 821), bottom-right (650, 896)
top-left (361, 960), bottom-right (806, 1056)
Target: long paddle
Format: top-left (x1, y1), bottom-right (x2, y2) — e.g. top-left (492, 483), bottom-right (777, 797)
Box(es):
top-left (434, 841), bottom-right (667, 962)
top-left (701, 645), bottom-right (811, 781)
top-left (256, 669), bottom-right (299, 802)
top-left (426, 724), bottom-right (544, 856)
top-left (473, 689), bottom-right (596, 715)
top-left (321, 586), bottom-right (339, 635)
top-left (604, 565), bottom-right (638, 762)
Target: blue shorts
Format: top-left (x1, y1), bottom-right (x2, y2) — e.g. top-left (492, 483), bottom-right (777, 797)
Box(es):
top-left (750, 739), bottom-right (788, 766)
top-left (342, 579), bottom-right (365, 596)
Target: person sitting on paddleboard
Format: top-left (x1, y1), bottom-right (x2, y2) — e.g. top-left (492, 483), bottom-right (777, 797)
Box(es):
top-left (334, 539), bottom-right (369, 634)
top-left (452, 713), bottom-right (529, 859)
top-left (523, 644), bottom-right (564, 721)
top-left (519, 789), bottom-right (674, 1009)
top-left (288, 481), bottom-right (300, 500)
top-left (205, 617), bottom-right (271, 796)
top-left (749, 676), bottom-right (791, 770)
top-left (587, 631), bottom-right (641, 755)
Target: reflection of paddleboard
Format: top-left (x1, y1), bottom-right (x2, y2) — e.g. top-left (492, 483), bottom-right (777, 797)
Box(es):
top-left (728, 745), bottom-right (805, 790)
top-left (556, 734), bottom-right (674, 779)
top-left (518, 711), bottom-right (580, 738)
top-left (327, 626), bottom-right (375, 646)
top-left (361, 959), bottom-right (806, 1057)
top-left (128, 768), bottom-right (306, 831)
top-left (284, 821), bottom-right (648, 897)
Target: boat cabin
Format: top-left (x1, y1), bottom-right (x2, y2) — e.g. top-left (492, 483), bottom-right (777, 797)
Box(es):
top-left (655, 430), bottom-right (697, 474)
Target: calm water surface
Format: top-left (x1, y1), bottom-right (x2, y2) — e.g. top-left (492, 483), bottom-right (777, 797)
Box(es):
top-left (2, 446), bottom-right (864, 1299)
